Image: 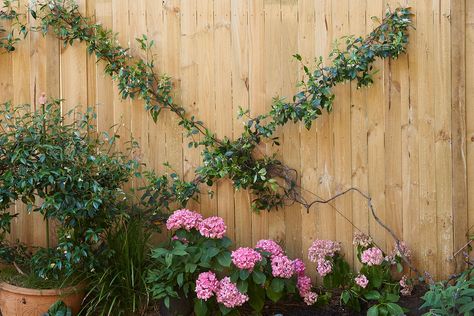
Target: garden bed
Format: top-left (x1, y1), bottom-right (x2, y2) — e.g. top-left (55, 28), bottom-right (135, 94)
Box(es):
top-left (260, 286), bottom-right (427, 316)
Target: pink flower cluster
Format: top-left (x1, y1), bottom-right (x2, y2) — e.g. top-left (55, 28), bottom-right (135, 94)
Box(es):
top-left (195, 273), bottom-right (249, 308)
top-left (353, 232), bottom-right (373, 248)
top-left (303, 292), bottom-right (318, 305)
top-left (316, 259), bottom-right (333, 277)
top-left (271, 255), bottom-right (295, 279)
top-left (355, 274), bottom-right (369, 288)
top-left (166, 209), bottom-right (227, 239)
top-left (399, 275), bottom-right (413, 296)
top-left (361, 247), bottom-right (384, 266)
top-left (216, 277), bottom-right (249, 308)
top-left (255, 239), bottom-right (284, 258)
top-left (166, 209), bottom-right (203, 231)
top-left (199, 216), bottom-right (227, 239)
top-left (292, 259), bottom-right (306, 276)
top-left (196, 271), bottom-right (219, 300)
top-left (308, 239), bottom-right (341, 262)
top-left (296, 275), bottom-right (318, 305)
top-left (231, 247), bottom-right (262, 271)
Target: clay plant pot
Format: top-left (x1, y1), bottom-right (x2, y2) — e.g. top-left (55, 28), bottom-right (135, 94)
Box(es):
top-left (0, 282), bottom-right (84, 316)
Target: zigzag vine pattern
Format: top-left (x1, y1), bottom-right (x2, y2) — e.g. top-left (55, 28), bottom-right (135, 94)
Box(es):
top-left (0, 0), bottom-right (412, 213)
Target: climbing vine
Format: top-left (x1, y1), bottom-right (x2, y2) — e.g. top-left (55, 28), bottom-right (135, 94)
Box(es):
top-left (0, 0), bottom-right (412, 212)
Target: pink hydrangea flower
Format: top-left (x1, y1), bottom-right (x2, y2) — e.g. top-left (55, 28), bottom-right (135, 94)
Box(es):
top-left (199, 216), bottom-right (227, 239)
top-left (195, 271), bottom-right (219, 300)
top-left (231, 247), bottom-right (262, 271)
top-left (271, 255), bottom-right (295, 279)
top-left (361, 247), bottom-right (384, 266)
top-left (166, 209), bottom-right (203, 231)
top-left (308, 239), bottom-right (341, 262)
top-left (255, 239), bottom-right (284, 257)
top-left (353, 232), bottom-right (373, 248)
top-left (216, 277), bottom-right (249, 308)
top-left (297, 275), bottom-right (312, 297)
top-left (316, 258), bottom-right (332, 277)
top-left (400, 275), bottom-right (413, 296)
top-left (355, 274), bottom-right (369, 288)
top-left (293, 258), bottom-right (306, 276)
top-left (303, 292), bottom-right (318, 305)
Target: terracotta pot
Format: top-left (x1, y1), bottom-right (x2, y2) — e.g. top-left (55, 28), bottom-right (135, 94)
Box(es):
top-left (0, 282), bottom-right (84, 316)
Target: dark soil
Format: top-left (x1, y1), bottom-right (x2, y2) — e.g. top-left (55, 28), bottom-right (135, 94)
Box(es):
top-left (151, 286), bottom-right (428, 316)
top-left (259, 286), bottom-right (428, 316)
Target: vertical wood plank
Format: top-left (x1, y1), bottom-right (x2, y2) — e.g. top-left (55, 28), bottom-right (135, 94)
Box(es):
top-left (298, 0), bottom-right (317, 278)
top-left (214, 0), bottom-right (235, 241)
top-left (466, 0), bottom-right (474, 264)
top-left (249, 0), bottom-right (268, 244)
top-left (349, 0), bottom-right (368, 270)
top-left (95, 0), bottom-right (115, 134)
top-left (434, 0), bottom-right (455, 277)
top-left (280, 0), bottom-right (300, 257)
top-left (316, 0), bottom-right (335, 245)
top-left (231, 0), bottom-right (252, 247)
top-left (180, 0), bottom-right (200, 211)
top-left (196, 0), bottom-right (217, 218)
top-left (451, 0), bottom-right (467, 272)
top-left (401, 2), bottom-right (421, 273)
top-left (366, 0), bottom-right (386, 251)
top-left (332, 0), bottom-right (353, 265)
top-left (416, 0), bottom-right (438, 277)
top-left (264, 0), bottom-right (284, 244)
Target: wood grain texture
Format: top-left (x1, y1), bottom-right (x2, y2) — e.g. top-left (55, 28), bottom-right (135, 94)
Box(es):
top-left (1, 0), bottom-right (470, 280)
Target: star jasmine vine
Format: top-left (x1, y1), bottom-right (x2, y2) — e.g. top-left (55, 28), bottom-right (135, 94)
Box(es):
top-left (0, 0), bottom-right (412, 212)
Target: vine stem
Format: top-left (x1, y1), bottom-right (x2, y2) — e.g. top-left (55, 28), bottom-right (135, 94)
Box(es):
top-left (298, 187), bottom-right (422, 278)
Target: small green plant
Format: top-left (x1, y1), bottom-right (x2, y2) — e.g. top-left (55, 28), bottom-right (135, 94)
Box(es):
top-left (81, 216), bottom-right (152, 316)
top-left (420, 268), bottom-right (474, 315)
top-left (44, 300), bottom-right (72, 316)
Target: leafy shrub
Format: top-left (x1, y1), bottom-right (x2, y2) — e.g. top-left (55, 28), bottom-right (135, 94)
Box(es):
top-left (81, 216), bottom-right (152, 316)
top-left (420, 269), bottom-right (474, 315)
top-left (0, 100), bottom-right (139, 280)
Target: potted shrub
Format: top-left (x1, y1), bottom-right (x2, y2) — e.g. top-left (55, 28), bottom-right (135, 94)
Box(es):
top-left (0, 98), bottom-right (139, 315)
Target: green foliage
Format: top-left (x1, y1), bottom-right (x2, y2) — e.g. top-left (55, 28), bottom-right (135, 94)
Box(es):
top-left (4, 1), bottom-right (413, 213)
top-left (43, 300), bottom-right (72, 316)
top-left (146, 227), bottom-right (232, 308)
top-left (420, 269), bottom-right (474, 315)
top-left (0, 101), bottom-right (139, 280)
top-left (139, 168), bottom-right (200, 216)
top-left (0, 0), bottom-right (27, 52)
top-left (81, 216), bottom-right (152, 316)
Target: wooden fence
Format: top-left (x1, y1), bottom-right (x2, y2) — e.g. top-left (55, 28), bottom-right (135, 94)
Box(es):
top-left (1, 0), bottom-right (472, 280)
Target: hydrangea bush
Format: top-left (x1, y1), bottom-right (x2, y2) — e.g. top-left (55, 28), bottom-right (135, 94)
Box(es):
top-left (146, 209), bottom-right (232, 309)
top-left (148, 210), bottom-right (414, 315)
top-left (308, 232), bottom-right (413, 315)
top-left (147, 209), bottom-right (319, 316)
